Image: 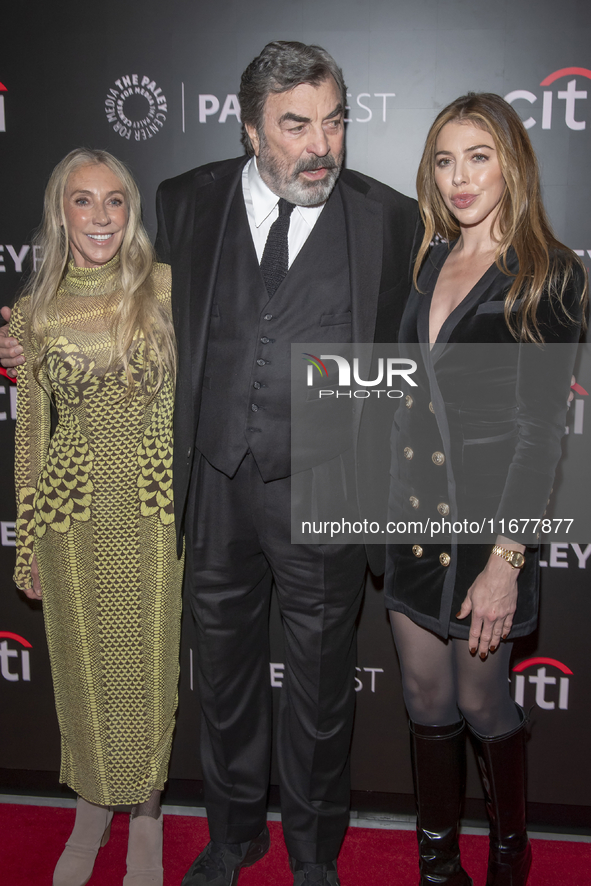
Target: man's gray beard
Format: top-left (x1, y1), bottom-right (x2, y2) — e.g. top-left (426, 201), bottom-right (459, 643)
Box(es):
top-left (257, 140), bottom-right (344, 207)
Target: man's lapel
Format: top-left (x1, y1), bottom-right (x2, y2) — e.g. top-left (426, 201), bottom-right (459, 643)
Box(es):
top-left (339, 174), bottom-right (383, 405)
top-left (337, 174), bottom-right (384, 442)
top-left (187, 160), bottom-right (245, 400)
top-left (340, 175), bottom-right (384, 345)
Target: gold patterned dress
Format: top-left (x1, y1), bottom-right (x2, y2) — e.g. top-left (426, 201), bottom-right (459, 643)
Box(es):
top-left (12, 256), bottom-right (183, 806)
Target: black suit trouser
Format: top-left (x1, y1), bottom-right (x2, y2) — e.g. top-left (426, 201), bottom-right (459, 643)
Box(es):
top-left (185, 451), bottom-right (367, 863)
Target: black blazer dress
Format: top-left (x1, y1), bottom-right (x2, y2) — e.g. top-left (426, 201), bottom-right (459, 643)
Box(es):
top-left (384, 244), bottom-right (586, 639)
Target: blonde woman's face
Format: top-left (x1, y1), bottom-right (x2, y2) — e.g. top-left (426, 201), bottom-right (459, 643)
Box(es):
top-left (434, 121), bottom-right (506, 233)
top-left (63, 163), bottom-right (128, 268)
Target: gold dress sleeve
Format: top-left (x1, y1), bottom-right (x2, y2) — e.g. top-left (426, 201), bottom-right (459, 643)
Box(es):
top-left (11, 301), bottom-right (51, 590)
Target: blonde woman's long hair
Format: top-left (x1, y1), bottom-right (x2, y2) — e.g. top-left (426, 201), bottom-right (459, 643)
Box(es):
top-left (414, 93), bottom-right (587, 342)
top-left (22, 148), bottom-right (176, 394)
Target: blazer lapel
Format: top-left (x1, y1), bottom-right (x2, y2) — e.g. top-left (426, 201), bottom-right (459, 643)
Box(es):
top-left (417, 244), bottom-right (509, 364)
top-left (187, 161), bottom-right (245, 404)
top-left (432, 260), bottom-right (502, 361)
top-left (341, 178), bottom-right (384, 346)
top-left (339, 175), bottom-right (384, 439)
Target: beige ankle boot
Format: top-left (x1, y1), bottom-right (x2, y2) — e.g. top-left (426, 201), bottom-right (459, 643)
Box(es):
top-left (122, 811), bottom-right (163, 885)
top-left (53, 796), bottom-right (113, 886)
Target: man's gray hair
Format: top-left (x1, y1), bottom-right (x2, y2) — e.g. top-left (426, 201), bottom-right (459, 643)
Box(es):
top-left (239, 41), bottom-right (347, 156)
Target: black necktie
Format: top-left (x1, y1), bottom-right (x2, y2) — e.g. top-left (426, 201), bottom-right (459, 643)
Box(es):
top-left (259, 198), bottom-right (296, 297)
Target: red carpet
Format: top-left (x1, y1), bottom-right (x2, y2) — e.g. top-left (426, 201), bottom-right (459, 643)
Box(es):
top-left (1, 803), bottom-right (589, 885)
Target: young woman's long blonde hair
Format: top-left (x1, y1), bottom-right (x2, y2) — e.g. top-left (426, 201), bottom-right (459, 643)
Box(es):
top-left (414, 93), bottom-right (587, 342)
top-left (22, 148), bottom-right (176, 393)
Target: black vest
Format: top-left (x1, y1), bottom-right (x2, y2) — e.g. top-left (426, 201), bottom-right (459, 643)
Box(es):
top-left (196, 181), bottom-right (352, 481)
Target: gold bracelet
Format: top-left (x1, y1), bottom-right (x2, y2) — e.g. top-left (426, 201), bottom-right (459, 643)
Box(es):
top-left (491, 544), bottom-right (525, 569)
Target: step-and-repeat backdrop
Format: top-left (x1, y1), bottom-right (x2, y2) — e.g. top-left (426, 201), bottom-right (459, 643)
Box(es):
top-left (1, 0), bottom-right (590, 810)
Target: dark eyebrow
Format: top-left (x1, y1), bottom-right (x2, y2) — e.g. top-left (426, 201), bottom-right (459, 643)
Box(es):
top-left (278, 103), bottom-right (344, 126)
top-left (279, 112), bottom-right (311, 125)
top-left (435, 143), bottom-right (495, 157)
top-left (324, 103), bottom-right (344, 120)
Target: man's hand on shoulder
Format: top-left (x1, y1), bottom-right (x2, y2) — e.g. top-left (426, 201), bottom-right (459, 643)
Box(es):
top-left (0, 306), bottom-right (23, 378)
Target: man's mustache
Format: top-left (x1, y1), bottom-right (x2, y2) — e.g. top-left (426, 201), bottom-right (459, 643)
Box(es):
top-left (293, 154), bottom-right (340, 175)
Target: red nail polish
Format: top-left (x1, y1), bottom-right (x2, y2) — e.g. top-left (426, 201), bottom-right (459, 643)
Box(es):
top-left (480, 652), bottom-right (487, 661)
top-left (490, 645), bottom-right (497, 653)
top-left (469, 647), bottom-right (477, 655)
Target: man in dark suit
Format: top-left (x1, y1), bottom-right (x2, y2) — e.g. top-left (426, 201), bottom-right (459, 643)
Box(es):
top-left (155, 41), bottom-right (419, 886)
top-left (0, 41), bottom-right (419, 886)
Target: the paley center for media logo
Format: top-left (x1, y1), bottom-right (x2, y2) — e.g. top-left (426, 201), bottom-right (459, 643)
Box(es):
top-left (105, 74), bottom-right (168, 141)
top-left (303, 352), bottom-right (417, 399)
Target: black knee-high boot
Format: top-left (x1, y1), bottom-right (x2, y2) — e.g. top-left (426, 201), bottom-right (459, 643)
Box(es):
top-left (410, 720), bottom-right (473, 886)
top-left (468, 709), bottom-right (532, 886)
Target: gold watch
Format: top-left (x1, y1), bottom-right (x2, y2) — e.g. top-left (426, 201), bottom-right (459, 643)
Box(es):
top-left (492, 544), bottom-right (525, 569)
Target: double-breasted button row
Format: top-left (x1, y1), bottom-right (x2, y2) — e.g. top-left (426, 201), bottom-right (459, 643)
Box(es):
top-left (410, 546), bottom-right (450, 567)
top-left (408, 497), bottom-right (450, 517)
top-left (403, 448), bottom-right (444, 465)
top-left (405, 395), bottom-right (437, 412)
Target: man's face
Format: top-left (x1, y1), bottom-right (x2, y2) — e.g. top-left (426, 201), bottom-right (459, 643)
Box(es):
top-left (246, 77), bottom-right (345, 206)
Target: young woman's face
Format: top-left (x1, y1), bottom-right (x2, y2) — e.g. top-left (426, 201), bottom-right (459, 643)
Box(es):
top-left (63, 163), bottom-right (128, 268)
top-left (434, 121), bottom-right (506, 233)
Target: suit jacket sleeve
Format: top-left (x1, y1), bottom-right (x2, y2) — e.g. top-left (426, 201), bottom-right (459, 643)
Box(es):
top-left (155, 183), bottom-right (172, 265)
top-left (494, 262), bottom-right (586, 542)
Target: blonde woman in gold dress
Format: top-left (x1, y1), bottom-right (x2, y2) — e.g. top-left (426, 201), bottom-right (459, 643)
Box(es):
top-left (11, 149), bottom-right (183, 886)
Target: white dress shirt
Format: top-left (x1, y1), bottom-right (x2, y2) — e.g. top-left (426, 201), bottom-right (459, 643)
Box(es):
top-left (242, 157), bottom-right (325, 268)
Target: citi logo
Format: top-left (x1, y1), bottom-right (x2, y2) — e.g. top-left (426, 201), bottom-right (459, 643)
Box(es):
top-left (0, 379), bottom-right (17, 422)
top-left (506, 67), bottom-right (591, 130)
top-left (0, 81), bottom-right (6, 132)
top-left (512, 657), bottom-right (571, 711)
top-left (565, 381), bottom-right (587, 436)
top-left (0, 632), bottom-right (32, 682)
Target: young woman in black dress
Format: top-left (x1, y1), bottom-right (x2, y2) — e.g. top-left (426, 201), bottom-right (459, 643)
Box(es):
top-left (385, 93), bottom-right (587, 886)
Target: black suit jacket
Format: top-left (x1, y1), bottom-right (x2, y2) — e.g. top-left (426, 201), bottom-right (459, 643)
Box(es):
top-left (155, 156), bottom-right (421, 556)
